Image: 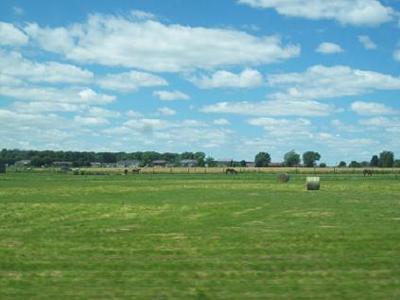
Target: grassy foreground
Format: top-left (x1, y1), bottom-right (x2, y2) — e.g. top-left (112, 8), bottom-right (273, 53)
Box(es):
top-left (0, 173), bottom-right (399, 299)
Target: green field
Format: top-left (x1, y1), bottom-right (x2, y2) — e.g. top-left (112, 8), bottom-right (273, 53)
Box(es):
top-left (0, 172), bottom-right (399, 299)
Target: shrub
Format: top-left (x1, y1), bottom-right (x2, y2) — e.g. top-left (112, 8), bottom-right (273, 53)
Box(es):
top-left (277, 173), bottom-right (290, 183)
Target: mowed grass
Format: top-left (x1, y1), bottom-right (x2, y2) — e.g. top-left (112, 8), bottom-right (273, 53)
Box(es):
top-left (0, 173), bottom-right (399, 299)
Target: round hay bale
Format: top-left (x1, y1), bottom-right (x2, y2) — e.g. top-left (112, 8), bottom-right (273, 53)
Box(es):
top-left (306, 182), bottom-right (320, 190)
top-left (306, 176), bottom-right (320, 190)
top-left (277, 173), bottom-right (290, 183)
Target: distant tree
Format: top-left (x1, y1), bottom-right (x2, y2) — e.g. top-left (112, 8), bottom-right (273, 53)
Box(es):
top-left (360, 161), bottom-right (370, 167)
top-left (255, 152), bottom-right (271, 167)
top-left (370, 155), bottom-right (379, 167)
top-left (284, 150), bottom-right (300, 167)
top-left (205, 156), bottom-right (217, 167)
top-left (394, 160), bottom-right (400, 168)
top-left (302, 151), bottom-right (321, 167)
top-left (319, 163), bottom-right (327, 168)
top-left (240, 160), bottom-right (247, 167)
top-left (338, 161), bottom-right (347, 168)
top-left (0, 162), bottom-right (5, 174)
top-left (379, 151), bottom-right (394, 168)
top-left (349, 161), bottom-right (361, 168)
top-left (194, 152), bottom-right (206, 167)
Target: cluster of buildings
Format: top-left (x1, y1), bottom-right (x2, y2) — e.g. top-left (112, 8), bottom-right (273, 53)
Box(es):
top-left (11, 159), bottom-right (261, 168)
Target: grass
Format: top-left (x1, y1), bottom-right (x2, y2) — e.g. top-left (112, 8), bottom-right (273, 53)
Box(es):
top-left (0, 172), bottom-right (399, 299)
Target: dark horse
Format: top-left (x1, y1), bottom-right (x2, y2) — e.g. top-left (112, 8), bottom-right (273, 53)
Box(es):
top-left (363, 169), bottom-right (373, 176)
top-left (132, 168), bottom-right (141, 174)
top-left (225, 168), bottom-right (238, 175)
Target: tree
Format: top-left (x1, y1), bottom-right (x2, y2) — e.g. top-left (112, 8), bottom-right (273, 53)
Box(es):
top-left (205, 156), bottom-right (217, 167)
top-left (194, 152), bottom-right (206, 167)
top-left (319, 163), bottom-right (327, 168)
top-left (370, 155), bottom-right (379, 167)
top-left (284, 150), bottom-right (300, 167)
top-left (255, 152), bottom-right (271, 167)
top-left (349, 161), bottom-right (361, 168)
top-left (0, 162), bottom-right (5, 174)
top-left (379, 151), bottom-right (394, 168)
top-left (240, 160), bottom-right (247, 167)
top-left (394, 160), bottom-right (400, 168)
top-left (302, 151), bottom-right (321, 167)
top-left (338, 161), bottom-right (347, 168)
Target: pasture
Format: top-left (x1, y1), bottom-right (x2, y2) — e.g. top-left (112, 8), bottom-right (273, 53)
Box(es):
top-left (0, 172), bottom-right (399, 299)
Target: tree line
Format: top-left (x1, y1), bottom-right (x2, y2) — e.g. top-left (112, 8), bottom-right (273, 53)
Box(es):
top-left (254, 150), bottom-right (399, 168)
top-left (0, 149), bottom-right (207, 168)
top-left (0, 148), bottom-right (398, 169)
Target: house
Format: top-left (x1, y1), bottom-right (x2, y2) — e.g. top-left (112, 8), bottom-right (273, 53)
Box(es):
top-left (216, 159), bottom-right (234, 167)
top-left (102, 163), bottom-right (117, 168)
top-left (53, 161), bottom-right (73, 171)
top-left (90, 162), bottom-right (102, 168)
top-left (15, 160), bottom-right (31, 167)
top-left (245, 161), bottom-right (255, 168)
top-left (116, 160), bottom-right (140, 168)
top-left (180, 159), bottom-right (198, 167)
top-left (268, 162), bottom-right (284, 167)
top-left (152, 160), bottom-right (167, 167)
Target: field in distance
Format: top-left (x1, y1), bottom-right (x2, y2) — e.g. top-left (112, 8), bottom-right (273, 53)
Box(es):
top-left (0, 172), bottom-right (399, 299)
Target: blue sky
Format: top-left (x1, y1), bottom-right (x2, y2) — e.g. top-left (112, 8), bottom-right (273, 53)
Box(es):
top-left (0, 0), bottom-right (399, 164)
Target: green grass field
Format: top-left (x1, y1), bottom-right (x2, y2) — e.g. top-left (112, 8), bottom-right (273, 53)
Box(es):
top-left (0, 172), bottom-right (399, 299)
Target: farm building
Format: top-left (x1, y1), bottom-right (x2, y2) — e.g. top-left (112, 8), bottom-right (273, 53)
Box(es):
top-left (180, 159), bottom-right (198, 167)
top-left (117, 160), bottom-right (140, 168)
top-left (269, 162), bottom-right (284, 167)
top-left (53, 162), bottom-right (73, 171)
top-left (152, 160), bottom-right (167, 167)
top-left (90, 162), bottom-right (102, 168)
top-left (216, 159), bottom-right (234, 167)
top-left (15, 160), bottom-right (31, 167)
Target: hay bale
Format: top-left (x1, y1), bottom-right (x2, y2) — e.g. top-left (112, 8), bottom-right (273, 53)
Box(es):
top-left (277, 173), bottom-right (290, 183)
top-left (306, 177), bottom-right (320, 190)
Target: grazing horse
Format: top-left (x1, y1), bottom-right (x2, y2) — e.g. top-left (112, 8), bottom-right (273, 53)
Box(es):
top-left (225, 168), bottom-right (238, 175)
top-left (132, 168), bottom-right (141, 174)
top-left (363, 169), bottom-right (373, 176)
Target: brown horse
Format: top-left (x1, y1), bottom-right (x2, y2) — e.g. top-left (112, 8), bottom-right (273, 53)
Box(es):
top-left (132, 168), bottom-right (141, 174)
top-left (363, 169), bottom-right (373, 176)
top-left (225, 168), bottom-right (238, 175)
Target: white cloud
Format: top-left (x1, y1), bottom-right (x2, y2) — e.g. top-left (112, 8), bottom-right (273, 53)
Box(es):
top-left (0, 85), bottom-right (115, 105)
top-left (268, 65), bottom-right (400, 100)
top-left (350, 101), bottom-right (397, 116)
top-left (201, 98), bottom-right (335, 117)
top-left (213, 118), bottom-right (231, 125)
top-left (158, 107), bottom-right (176, 116)
top-left (74, 115), bottom-right (109, 126)
top-left (190, 68), bottom-right (263, 89)
top-left (0, 50), bottom-right (93, 84)
top-left (359, 116), bottom-right (400, 128)
top-left (153, 90), bottom-right (190, 101)
top-left (248, 117), bottom-right (313, 137)
top-left (87, 107), bottom-right (121, 118)
top-left (13, 101), bottom-right (86, 113)
top-left (238, 0), bottom-right (396, 26)
top-left (358, 35), bottom-right (377, 50)
top-left (24, 23), bottom-right (75, 53)
top-left (394, 49), bottom-right (400, 62)
top-left (25, 13), bottom-right (300, 72)
top-left (130, 10), bottom-right (157, 20)
top-left (316, 42), bottom-right (344, 54)
top-left (13, 6), bottom-right (24, 16)
top-left (97, 70), bottom-right (167, 92)
top-left (0, 22), bottom-right (28, 46)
